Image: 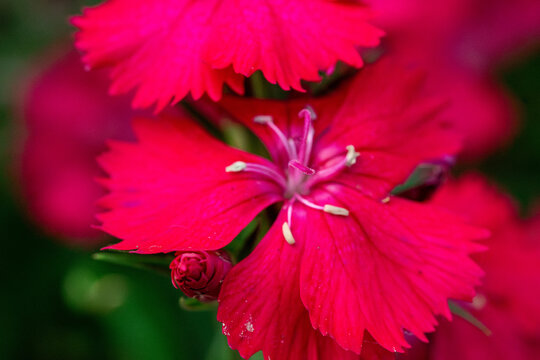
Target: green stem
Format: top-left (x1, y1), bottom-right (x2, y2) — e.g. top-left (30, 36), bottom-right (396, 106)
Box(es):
top-left (250, 71), bottom-right (268, 99)
top-left (448, 301), bottom-right (492, 336)
top-left (92, 252), bottom-right (173, 277)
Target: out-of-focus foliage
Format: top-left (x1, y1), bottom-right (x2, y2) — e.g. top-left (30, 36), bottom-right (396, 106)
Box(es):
top-left (479, 56), bottom-right (540, 209)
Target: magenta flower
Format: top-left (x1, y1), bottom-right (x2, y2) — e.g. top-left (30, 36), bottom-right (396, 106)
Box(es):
top-left (366, 0), bottom-right (540, 160)
top-left (98, 60), bottom-right (486, 359)
top-left (18, 49), bottom-right (146, 246)
top-left (71, 0), bottom-right (383, 111)
top-left (427, 174), bottom-right (540, 360)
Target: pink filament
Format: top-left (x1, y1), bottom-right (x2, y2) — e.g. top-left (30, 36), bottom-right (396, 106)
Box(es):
top-left (244, 163), bottom-right (287, 188)
top-left (305, 156), bottom-right (349, 188)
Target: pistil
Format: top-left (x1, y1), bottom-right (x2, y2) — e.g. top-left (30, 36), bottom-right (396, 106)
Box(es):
top-left (228, 108), bottom-right (357, 246)
top-left (297, 108), bottom-right (314, 165)
top-left (288, 160), bottom-right (315, 175)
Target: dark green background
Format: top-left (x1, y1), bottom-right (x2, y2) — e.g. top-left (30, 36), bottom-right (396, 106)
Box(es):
top-left (0, 1), bottom-right (538, 359)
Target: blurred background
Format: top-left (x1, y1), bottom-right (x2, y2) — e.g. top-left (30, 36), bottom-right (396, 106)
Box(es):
top-left (0, 1), bottom-right (223, 359)
top-left (0, 1), bottom-right (539, 359)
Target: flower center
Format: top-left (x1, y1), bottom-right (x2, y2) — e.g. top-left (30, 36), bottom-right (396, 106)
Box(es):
top-left (225, 107), bottom-right (358, 245)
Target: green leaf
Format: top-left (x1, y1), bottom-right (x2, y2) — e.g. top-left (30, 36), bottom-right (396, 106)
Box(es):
top-left (448, 301), bottom-right (492, 336)
top-left (249, 352), bottom-right (264, 360)
top-left (226, 217), bottom-right (260, 256)
top-left (391, 163), bottom-right (446, 195)
top-left (249, 71), bottom-right (286, 100)
top-left (204, 324), bottom-right (231, 360)
top-left (92, 251), bottom-right (174, 276)
top-left (179, 297), bottom-right (218, 312)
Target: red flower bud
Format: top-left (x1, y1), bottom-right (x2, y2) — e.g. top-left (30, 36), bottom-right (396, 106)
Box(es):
top-left (170, 250), bottom-right (233, 302)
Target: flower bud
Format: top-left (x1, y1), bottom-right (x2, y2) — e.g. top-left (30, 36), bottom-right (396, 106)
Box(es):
top-left (169, 250), bottom-right (233, 302)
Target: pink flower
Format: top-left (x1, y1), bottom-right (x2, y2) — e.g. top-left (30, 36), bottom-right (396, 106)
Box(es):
top-left (18, 49), bottom-right (147, 246)
top-left (366, 0), bottom-right (540, 161)
top-left (97, 59), bottom-right (486, 359)
top-left (426, 174), bottom-right (540, 360)
top-left (170, 250), bottom-right (233, 302)
top-left (369, 0), bottom-right (540, 69)
top-left (72, 0), bottom-right (383, 111)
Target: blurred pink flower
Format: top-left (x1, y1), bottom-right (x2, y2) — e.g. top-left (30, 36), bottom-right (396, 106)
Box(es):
top-left (426, 174), bottom-right (540, 360)
top-left (367, 0), bottom-right (540, 160)
top-left (97, 59), bottom-right (486, 359)
top-left (19, 49), bottom-right (146, 246)
top-left (72, 0), bottom-right (383, 111)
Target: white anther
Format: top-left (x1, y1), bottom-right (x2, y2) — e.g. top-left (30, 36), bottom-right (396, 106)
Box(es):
top-left (472, 294), bottom-right (487, 310)
top-left (282, 222), bottom-right (296, 245)
top-left (225, 161), bottom-right (247, 172)
top-left (345, 145), bottom-right (360, 167)
top-left (381, 196), bottom-right (391, 204)
top-left (253, 115), bottom-right (273, 124)
top-left (323, 205), bottom-right (350, 216)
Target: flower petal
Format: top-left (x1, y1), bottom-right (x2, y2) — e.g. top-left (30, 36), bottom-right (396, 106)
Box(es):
top-left (218, 210), bottom-right (389, 360)
top-left (433, 70), bottom-right (517, 161)
top-left (72, 0), bottom-right (382, 110)
top-left (98, 113), bottom-right (282, 253)
top-left (433, 311), bottom-right (532, 360)
top-left (72, 0), bottom-right (245, 111)
top-left (312, 59), bottom-right (461, 199)
top-left (429, 173), bottom-right (518, 231)
top-left (368, 0), bottom-right (526, 161)
top-left (298, 185), bottom-right (486, 353)
top-left (430, 174), bottom-right (540, 338)
top-left (204, 0), bottom-right (383, 91)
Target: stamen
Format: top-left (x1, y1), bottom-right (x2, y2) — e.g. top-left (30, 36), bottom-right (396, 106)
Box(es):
top-left (282, 222), bottom-right (296, 245)
top-left (246, 164), bottom-right (287, 187)
top-left (253, 115), bottom-right (273, 124)
top-left (253, 115), bottom-right (274, 125)
top-left (345, 145), bottom-right (360, 167)
top-left (472, 294), bottom-right (487, 310)
top-left (253, 115), bottom-right (295, 160)
top-left (323, 205), bottom-right (349, 216)
top-left (295, 194), bottom-right (324, 210)
top-left (287, 201), bottom-right (294, 226)
top-left (225, 161), bottom-right (287, 188)
top-left (295, 195), bottom-right (350, 217)
top-left (225, 161), bottom-right (246, 172)
top-left (288, 160), bottom-right (316, 175)
top-left (381, 196), bottom-right (391, 204)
